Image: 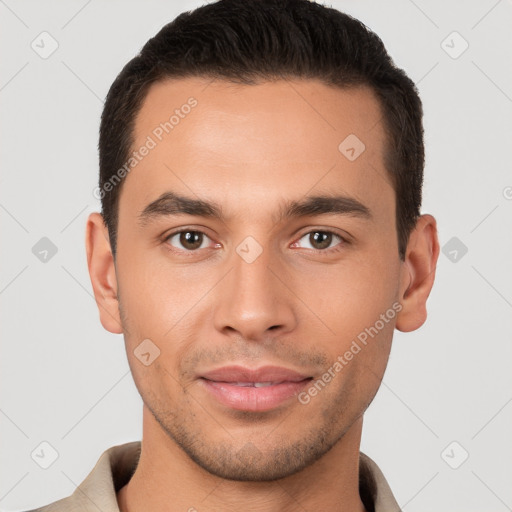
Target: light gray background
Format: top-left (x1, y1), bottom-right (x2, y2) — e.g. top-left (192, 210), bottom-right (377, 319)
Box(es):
top-left (1, 1), bottom-right (511, 511)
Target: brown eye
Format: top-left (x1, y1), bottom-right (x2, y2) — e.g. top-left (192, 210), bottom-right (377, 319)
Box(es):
top-left (293, 230), bottom-right (344, 252)
top-left (168, 231), bottom-right (207, 251)
top-left (309, 231), bottom-right (332, 250)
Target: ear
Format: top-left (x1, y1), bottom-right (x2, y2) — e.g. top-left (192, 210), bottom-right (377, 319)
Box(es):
top-left (85, 212), bottom-right (123, 334)
top-left (396, 214), bottom-right (439, 332)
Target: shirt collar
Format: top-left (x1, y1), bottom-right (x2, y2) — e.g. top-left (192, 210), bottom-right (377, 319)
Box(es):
top-left (43, 442), bottom-right (400, 512)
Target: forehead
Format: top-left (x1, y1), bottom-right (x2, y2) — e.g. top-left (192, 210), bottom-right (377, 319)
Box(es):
top-left (123, 77), bottom-right (392, 221)
top-left (134, 77), bottom-right (386, 155)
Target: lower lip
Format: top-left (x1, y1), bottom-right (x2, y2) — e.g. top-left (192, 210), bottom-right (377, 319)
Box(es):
top-left (200, 379), bottom-right (311, 412)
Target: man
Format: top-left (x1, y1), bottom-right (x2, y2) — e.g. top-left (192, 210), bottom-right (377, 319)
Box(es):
top-left (30, 0), bottom-right (439, 510)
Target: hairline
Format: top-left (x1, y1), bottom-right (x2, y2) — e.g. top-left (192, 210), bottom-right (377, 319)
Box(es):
top-left (107, 74), bottom-right (404, 261)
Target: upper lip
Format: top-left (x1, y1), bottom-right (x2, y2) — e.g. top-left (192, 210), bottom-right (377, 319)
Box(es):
top-left (199, 365), bottom-right (311, 383)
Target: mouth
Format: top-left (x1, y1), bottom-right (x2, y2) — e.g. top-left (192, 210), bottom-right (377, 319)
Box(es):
top-left (198, 365), bottom-right (313, 412)
top-left (218, 381), bottom-right (290, 387)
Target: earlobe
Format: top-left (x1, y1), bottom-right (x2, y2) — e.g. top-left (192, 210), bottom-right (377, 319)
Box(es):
top-left (396, 214), bottom-right (440, 333)
top-left (85, 212), bottom-right (123, 334)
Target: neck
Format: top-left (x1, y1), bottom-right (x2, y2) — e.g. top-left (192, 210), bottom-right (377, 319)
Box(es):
top-left (117, 405), bottom-right (367, 512)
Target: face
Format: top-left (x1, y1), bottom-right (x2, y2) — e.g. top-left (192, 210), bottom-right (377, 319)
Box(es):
top-left (103, 78), bottom-right (409, 480)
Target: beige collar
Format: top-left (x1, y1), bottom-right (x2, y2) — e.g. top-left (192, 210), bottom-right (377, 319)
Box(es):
top-left (33, 441), bottom-right (401, 512)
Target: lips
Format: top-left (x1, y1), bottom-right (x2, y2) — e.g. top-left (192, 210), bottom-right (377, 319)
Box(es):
top-left (226, 382), bottom-right (278, 387)
top-left (200, 365), bottom-right (310, 384)
top-left (199, 365), bottom-right (312, 412)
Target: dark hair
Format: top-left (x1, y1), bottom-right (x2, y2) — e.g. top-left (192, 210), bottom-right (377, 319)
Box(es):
top-left (99, 0), bottom-right (424, 260)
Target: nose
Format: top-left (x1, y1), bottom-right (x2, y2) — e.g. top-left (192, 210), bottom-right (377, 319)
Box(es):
top-left (212, 245), bottom-right (297, 342)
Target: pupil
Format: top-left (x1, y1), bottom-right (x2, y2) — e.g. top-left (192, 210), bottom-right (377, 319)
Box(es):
top-left (311, 231), bottom-right (331, 249)
top-left (181, 231), bottom-right (202, 249)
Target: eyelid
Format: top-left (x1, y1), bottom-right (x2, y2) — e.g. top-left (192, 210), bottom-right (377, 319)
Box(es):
top-left (161, 226), bottom-right (350, 254)
top-left (163, 225), bottom-right (214, 240)
top-left (163, 227), bottom-right (220, 252)
top-left (291, 229), bottom-right (349, 252)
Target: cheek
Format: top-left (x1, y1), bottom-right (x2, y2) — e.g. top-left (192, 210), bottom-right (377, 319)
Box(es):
top-left (318, 301), bottom-right (395, 416)
top-left (127, 357), bottom-right (183, 420)
top-left (295, 253), bottom-right (401, 337)
top-left (294, 253), bottom-right (400, 404)
top-left (116, 253), bottom-right (205, 378)
top-left (116, 250), bottom-right (190, 335)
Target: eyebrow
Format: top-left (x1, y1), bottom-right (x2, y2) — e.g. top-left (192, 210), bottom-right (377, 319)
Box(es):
top-left (138, 191), bottom-right (371, 226)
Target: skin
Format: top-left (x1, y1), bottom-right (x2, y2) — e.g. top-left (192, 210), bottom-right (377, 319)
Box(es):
top-left (86, 77), bottom-right (439, 512)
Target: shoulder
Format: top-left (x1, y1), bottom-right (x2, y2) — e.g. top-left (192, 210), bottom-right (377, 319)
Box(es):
top-left (19, 441), bottom-right (141, 512)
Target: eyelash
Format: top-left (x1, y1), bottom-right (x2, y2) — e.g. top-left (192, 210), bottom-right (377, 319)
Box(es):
top-left (163, 228), bottom-right (348, 255)
top-left (291, 230), bottom-right (347, 253)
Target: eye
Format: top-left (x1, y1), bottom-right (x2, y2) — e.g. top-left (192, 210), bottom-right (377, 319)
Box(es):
top-left (292, 230), bottom-right (345, 251)
top-left (166, 230), bottom-right (212, 251)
